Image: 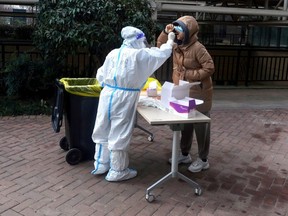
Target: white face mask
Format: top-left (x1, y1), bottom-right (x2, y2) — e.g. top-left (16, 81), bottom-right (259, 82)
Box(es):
top-left (132, 35), bottom-right (148, 49)
top-left (136, 33), bottom-right (148, 48)
top-left (143, 39), bottom-right (150, 48)
top-left (131, 40), bottom-right (146, 49)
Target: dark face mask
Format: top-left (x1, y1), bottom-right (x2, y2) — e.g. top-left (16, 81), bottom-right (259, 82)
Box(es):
top-left (174, 38), bottom-right (183, 45)
top-left (172, 20), bottom-right (189, 45)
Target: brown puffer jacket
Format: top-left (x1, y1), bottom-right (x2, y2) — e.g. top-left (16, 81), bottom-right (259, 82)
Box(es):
top-left (157, 16), bottom-right (215, 112)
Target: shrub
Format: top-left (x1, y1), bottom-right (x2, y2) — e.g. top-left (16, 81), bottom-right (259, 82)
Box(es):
top-left (4, 53), bottom-right (56, 99)
top-left (14, 25), bottom-right (34, 40)
top-left (0, 24), bottom-right (34, 40)
top-left (0, 97), bottom-right (51, 116)
top-left (33, 0), bottom-right (158, 75)
top-left (0, 24), bottom-right (14, 39)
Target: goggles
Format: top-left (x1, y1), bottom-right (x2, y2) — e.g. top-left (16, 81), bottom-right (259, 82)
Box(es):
top-left (174, 25), bottom-right (184, 33)
top-left (136, 33), bottom-right (145, 40)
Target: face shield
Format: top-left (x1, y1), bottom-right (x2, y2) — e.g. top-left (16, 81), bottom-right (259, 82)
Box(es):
top-left (135, 32), bottom-right (149, 48)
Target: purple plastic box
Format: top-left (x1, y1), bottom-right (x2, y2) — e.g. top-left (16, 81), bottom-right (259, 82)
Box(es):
top-left (169, 99), bottom-right (196, 113)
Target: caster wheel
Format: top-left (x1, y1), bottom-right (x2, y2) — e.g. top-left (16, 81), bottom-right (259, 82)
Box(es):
top-left (147, 135), bottom-right (154, 142)
top-left (66, 148), bottom-right (82, 165)
top-left (59, 137), bottom-right (69, 151)
top-left (195, 188), bottom-right (202, 196)
top-left (145, 193), bottom-right (155, 203)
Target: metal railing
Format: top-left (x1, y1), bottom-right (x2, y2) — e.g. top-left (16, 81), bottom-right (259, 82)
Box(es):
top-left (1, 41), bottom-right (288, 88)
top-left (154, 46), bottom-right (288, 86)
top-left (213, 46), bottom-right (288, 85)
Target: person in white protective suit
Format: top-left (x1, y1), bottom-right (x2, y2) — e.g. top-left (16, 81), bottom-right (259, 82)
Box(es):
top-left (91, 26), bottom-right (175, 182)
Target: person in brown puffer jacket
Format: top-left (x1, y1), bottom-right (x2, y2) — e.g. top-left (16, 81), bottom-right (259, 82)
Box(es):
top-left (157, 16), bottom-right (215, 173)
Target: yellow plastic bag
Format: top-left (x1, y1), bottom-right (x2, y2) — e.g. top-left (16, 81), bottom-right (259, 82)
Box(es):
top-left (60, 78), bottom-right (102, 97)
top-left (142, 77), bottom-right (162, 91)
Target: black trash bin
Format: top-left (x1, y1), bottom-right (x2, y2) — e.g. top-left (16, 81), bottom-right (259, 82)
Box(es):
top-left (52, 78), bottom-right (101, 165)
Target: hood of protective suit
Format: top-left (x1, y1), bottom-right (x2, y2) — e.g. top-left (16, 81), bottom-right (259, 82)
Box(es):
top-left (172, 16), bottom-right (199, 47)
top-left (121, 26), bottom-right (146, 49)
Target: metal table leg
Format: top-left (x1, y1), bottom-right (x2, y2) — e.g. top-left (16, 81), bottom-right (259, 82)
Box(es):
top-left (145, 126), bottom-right (202, 203)
top-left (135, 113), bottom-right (154, 142)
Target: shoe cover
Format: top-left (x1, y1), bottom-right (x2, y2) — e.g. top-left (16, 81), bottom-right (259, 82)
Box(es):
top-left (109, 150), bottom-right (129, 171)
top-left (105, 168), bottom-right (137, 182)
top-left (105, 150), bottom-right (137, 181)
top-left (91, 143), bottom-right (110, 175)
top-left (91, 162), bottom-right (109, 175)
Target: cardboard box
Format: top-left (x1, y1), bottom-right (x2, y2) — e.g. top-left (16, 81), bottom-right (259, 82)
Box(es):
top-left (146, 88), bottom-right (157, 97)
top-left (169, 97), bottom-right (197, 118)
top-left (160, 80), bottom-right (200, 109)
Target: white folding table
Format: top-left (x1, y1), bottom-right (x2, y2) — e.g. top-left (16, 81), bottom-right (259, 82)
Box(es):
top-left (137, 105), bottom-right (211, 202)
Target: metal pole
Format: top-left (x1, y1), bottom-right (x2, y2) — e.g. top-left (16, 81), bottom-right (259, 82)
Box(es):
top-left (149, 0), bottom-right (157, 21)
top-left (158, 2), bottom-right (288, 17)
top-left (284, 0), bottom-right (288, 20)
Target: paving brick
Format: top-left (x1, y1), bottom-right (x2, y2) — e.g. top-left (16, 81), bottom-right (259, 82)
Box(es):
top-left (121, 201), bottom-right (147, 215)
top-left (12, 198), bottom-right (35, 212)
top-left (29, 197), bottom-right (53, 211)
top-left (1, 209), bottom-right (23, 216)
top-left (152, 203), bottom-right (174, 215)
top-left (262, 194), bottom-right (278, 208)
top-left (0, 200), bottom-right (19, 214)
top-left (20, 207), bottom-right (39, 216)
top-left (0, 89), bottom-right (288, 215)
top-left (36, 206), bottom-right (62, 216)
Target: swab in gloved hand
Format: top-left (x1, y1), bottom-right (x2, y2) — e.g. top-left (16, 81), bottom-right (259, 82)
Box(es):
top-left (167, 32), bottom-right (175, 46)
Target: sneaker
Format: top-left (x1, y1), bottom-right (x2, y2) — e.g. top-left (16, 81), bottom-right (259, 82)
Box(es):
top-left (188, 158), bottom-right (209, 173)
top-left (168, 153), bottom-right (192, 164)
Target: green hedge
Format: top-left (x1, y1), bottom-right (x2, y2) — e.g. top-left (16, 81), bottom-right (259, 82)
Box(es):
top-left (0, 24), bottom-right (34, 40)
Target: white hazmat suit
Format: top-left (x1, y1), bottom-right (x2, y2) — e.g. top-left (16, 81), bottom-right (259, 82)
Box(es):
top-left (91, 26), bottom-right (175, 182)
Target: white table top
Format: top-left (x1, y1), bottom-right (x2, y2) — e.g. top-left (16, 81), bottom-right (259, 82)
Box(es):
top-left (137, 106), bottom-right (211, 125)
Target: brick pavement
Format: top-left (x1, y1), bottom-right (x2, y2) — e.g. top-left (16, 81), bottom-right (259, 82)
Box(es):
top-left (0, 89), bottom-right (288, 216)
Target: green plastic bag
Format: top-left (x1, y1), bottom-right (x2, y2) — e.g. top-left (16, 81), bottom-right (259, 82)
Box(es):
top-left (60, 78), bottom-right (102, 97)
